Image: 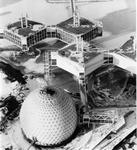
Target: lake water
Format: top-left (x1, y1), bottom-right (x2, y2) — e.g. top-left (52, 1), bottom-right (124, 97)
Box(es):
top-left (0, 0), bottom-right (135, 27)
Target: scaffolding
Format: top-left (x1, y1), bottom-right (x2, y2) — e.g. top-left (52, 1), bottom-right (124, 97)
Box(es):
top-left (43, 50), bottom-right (52, 84)
top-left (80, 109), bottom-right (118, 125)
top-left (71, 0), bottom-right (80, 27)
top-left (76, 36), bottom-right (88, 108)
top-left (20, 15), bottom-right (28, 28)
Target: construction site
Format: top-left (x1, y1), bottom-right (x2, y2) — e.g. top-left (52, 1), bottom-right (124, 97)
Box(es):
top-left (0, 0), bottom-right (136, 150)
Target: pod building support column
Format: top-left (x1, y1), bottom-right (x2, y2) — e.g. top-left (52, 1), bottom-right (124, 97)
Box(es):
top-left (76, 36), bottom-right (88, 109)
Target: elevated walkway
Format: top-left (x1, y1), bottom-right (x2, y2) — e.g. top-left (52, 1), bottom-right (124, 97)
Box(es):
top-left (85, 52), bottom-right (136, 76)
top-left (109, 53), bottom-right (136, 75)
top-left (52, 51), bottom-right (84, 77)
top-left (52, 51), bottom-right (136, 78)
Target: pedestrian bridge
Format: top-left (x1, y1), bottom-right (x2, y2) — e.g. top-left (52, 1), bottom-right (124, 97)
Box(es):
top-left (109, 53), bottom-right (136, 74)
top-left (85, 52), bottom-right (136, 76)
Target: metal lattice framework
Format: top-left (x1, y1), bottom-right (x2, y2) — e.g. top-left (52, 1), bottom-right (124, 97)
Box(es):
top-left (81, 109), bottom-right (118, 124)
top-left (20, 86), bottom-right (77, 146)
top-left (43, 50), bottom-right (52, 82)
top-left (71, 0), bottom-right (80, 27)
top-left (76, 37), bottom-right (88, 107)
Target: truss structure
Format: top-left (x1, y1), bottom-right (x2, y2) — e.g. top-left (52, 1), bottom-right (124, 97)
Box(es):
top-left (80, 109), bottom-right (118, 124)
top-left (43, 50), bottom-right (52, 83)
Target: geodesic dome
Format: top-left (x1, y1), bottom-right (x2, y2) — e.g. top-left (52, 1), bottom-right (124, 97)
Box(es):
top-left (20, 86), bottom-right (77, 146)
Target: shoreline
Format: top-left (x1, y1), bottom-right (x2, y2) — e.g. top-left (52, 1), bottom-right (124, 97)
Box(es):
top-left (46, 0), bottom-right (113, 3)
top-left (0, 0), bottom-right (22, 8)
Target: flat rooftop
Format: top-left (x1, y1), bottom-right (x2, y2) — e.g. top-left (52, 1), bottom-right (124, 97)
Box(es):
top-left (58, 44), bottom-right (101, 63)
top-left (17, 28), bottom-right (35, 37)
top-left (7, 20), bottom-right (42, 30)
top-left (7, 19), bottom-right (43, 37)
top-left (57, 17), bottom-right (95, 35)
